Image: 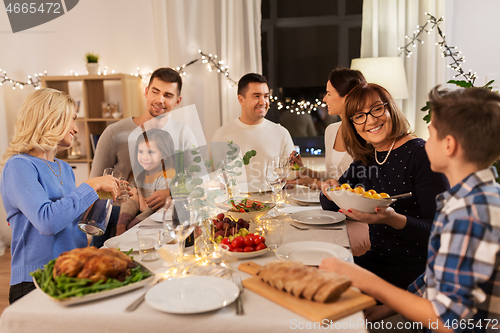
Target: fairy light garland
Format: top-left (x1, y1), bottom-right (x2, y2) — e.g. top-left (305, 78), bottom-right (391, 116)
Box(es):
top-left (399, 12), bottom-right (476, 86)
top-left (0, 69), bottom-right (43, 89)
top-left (1, 49), bottom-right (320, 115)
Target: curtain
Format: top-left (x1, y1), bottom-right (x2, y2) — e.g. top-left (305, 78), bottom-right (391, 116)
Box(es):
top-left (151, 0), bottom-right (262, 144)
top-left (360, 0), bottom-right (447, 138)
top-left (0, 88), bottom-right (11, 252)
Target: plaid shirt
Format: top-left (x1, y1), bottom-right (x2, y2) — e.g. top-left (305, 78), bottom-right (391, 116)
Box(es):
top-left (408, 167), bottom-right (500, 333)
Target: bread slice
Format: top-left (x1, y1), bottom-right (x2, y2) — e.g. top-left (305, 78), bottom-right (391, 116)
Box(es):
top-left (290, 269), bottom-right (318, 297)
top-left (313, 273), bottom-right (351, 303)
top-left (301, 272), bottom-right (331, 300)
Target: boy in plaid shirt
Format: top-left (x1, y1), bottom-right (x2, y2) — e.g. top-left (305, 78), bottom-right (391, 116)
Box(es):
top-left (320, 86), bottom-right (500, 333)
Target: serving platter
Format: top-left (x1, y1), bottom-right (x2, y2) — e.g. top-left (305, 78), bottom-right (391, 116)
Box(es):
top-left (33, 261), bottom-right (155, 306)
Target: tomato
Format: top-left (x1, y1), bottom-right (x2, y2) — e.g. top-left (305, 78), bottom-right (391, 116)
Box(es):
top-left (255, 243), bottom-right (267, 251)
top-left (243, 235), bottom-right (254, 247)
top-left (243, 246), bottom-right (255, 252)
top-left (247, 233), bottom-right (255, 237)
top-left (245, 199), bottom-right (254, 208)
top-left (232, 247), bottom-right (243, 252)
top-left (238, 208), bottom-right (245, 212)
top-left (217, 213), bottom-right (225, 221)
top-left (231, 236), bottom-right (244, 249)
top-left (253, 235), bottom-right (263, 245)
top-left (221, 237), bottom-right (230, 246)
top-left (227, 245), bottom-right (235, 252)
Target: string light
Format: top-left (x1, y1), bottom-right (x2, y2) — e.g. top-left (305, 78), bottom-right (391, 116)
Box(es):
top-left (1, 49), bottom-right (323, 115)
top-left (399, 12), bottom-right (476, 86)
top-left (0, 69), bottom-right (42, 89)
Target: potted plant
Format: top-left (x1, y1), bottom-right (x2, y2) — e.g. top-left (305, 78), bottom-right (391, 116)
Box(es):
top-left (85, 52), bottom-right (99, 75)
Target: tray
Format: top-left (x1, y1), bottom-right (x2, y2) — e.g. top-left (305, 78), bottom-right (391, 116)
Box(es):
top-left (33, 260), bottom-right (155, 306)
top-left (238, 262), bottom-right (376, 323)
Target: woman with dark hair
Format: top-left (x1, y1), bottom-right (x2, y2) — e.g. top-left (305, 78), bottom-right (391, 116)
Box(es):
top-left (116, 128), bottom-right (175, 235)
top-left (289, 68), bottom-right (367, 189)
top-left (320, 83), bottom-right (449, 289)
top-left (288, 68), bottom-right (372, 256)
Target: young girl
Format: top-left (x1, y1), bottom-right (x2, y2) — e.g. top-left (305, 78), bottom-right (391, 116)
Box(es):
top-left (0, 88), bottom-right (121, 303)
top-left (116, 128), bottom-right (175, 235)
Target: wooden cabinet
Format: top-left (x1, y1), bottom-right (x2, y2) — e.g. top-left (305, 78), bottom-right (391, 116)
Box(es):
top-left (41, 74), bottom-right (144, 178)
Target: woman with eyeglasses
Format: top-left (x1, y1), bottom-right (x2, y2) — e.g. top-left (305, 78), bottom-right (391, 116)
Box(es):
top-left (320, 83), bottom-right (449, 290)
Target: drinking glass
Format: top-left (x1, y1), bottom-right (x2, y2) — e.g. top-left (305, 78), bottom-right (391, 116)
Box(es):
top-left (261, 219), bottom-right (284, 252)
top-left (136, 229), bottom-right (162, 261)
top-left (103, 169), bottom-right (129, 203)
top-left (163, 198), bottom-right (196, 276)
top-left (103, 168), bottom-right (121, 178)
top-left (265, 157), bottom-right (289, 217)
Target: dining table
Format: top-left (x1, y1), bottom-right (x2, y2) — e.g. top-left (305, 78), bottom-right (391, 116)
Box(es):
top-left (0, 187), bottom-right (372, 333)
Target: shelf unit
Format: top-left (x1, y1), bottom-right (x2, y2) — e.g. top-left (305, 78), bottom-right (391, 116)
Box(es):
top-left (41, 74), bottom-right (144, 180)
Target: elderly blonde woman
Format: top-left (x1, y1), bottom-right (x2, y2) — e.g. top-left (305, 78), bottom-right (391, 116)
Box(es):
top-left (0, 88), bottom-right (122, 304)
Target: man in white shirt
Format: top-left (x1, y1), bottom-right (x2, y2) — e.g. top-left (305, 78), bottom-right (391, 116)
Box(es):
top-left (212, 73), bottom-right (295, 185)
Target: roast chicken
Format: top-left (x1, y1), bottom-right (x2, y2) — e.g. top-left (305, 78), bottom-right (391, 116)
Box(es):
top-left (53, 247), bottom-right (135, 282)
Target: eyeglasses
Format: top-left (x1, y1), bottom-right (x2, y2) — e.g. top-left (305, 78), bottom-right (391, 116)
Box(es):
top-left (350, 102), bottom-right (388, 125)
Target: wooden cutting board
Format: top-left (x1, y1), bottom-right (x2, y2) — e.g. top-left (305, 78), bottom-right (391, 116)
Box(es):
top-left (238, 262), bottom-right (376, 323)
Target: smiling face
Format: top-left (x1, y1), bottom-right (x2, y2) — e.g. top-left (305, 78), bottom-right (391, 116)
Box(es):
top-left (137, 140), bottom-right (162, 172)
top-left (58, 111), bottom-right (78, 148)
top-left (238, 82), bottom-right (270, 125)
top-left (323, 81), bottom-right (346, 116)
top-left (144, 78), bottom-right (182, 118)
top-left (352, 96), bottom-right (393, 150)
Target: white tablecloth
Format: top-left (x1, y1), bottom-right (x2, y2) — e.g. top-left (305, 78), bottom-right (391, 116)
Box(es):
top-left (0, 200), bottom-right (368, 333)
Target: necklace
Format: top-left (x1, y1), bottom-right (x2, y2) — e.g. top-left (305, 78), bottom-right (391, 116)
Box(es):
top-left (375, 139), bottom-right (396, 165)
top-left (37, 157), bottom-right (63, 185)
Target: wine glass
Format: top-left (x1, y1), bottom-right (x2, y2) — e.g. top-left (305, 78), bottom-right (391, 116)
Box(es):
top-left (265, 157), bottom-right (289, 217)
top-left (162, 198), bottom-right (196, 276)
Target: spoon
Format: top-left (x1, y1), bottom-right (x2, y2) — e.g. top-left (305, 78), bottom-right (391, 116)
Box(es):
top-left (380, 192), bottom-right (412, 200)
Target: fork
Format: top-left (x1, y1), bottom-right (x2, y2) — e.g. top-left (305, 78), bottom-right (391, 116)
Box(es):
top-left (233, 275), bottom-right (244, 315)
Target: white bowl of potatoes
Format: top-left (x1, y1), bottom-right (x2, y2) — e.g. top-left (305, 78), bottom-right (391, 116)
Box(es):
top-left (325, 184), bottom-right (397, 213)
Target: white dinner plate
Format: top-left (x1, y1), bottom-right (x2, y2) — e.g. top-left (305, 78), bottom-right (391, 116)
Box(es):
top-left (289, 209), bottom-right (345, 225)
top-left (150, 207), bottom-right (172, 222)
top-left (275, 241), bottom-right (350, 266)
top-left (290, 191), bottom-right (321, 204)
top-left (145, 276), bottom-right (239, 314)
top-left (104, 232), bottom-right (139, 252)
top-left (226, 248), bottom-right (269, 259)
top-left (238, 182), bottom-right (271, 194)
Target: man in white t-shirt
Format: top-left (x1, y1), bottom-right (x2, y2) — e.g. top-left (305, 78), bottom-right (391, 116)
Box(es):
top-left (211, 73), bottom-right (295, 185)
